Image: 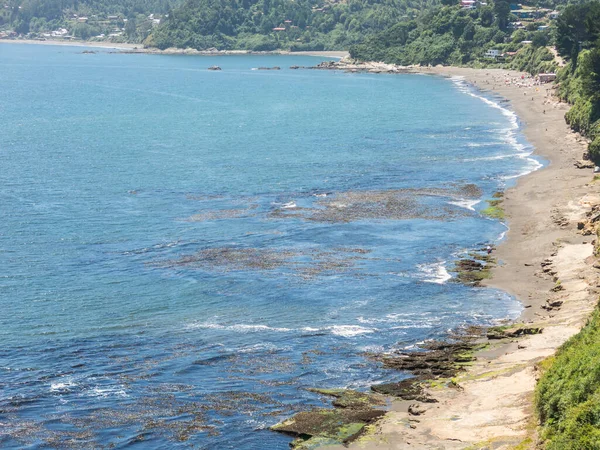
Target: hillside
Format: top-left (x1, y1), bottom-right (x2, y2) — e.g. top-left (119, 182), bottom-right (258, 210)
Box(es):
top-left (145, 0), bottom-right (438, 51)
top-left (0, 0), bottom-right (179, 42)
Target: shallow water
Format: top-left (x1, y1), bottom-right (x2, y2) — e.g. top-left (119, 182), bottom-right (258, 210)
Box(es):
top-left (0, 45), bottom-right (539, 448)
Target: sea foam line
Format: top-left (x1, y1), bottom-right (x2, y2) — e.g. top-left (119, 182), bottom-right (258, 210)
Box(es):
top-left (450, 76), bottom-right (543, 180)
top-left (187, 322), bottom-right (377, 337)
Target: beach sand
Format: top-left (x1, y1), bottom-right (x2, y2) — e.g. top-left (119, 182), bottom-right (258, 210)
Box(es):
top-left (0, 39), bottom-right (349, 58)
top-left (323, 67), bottom-right (599, 449)
top-left (0, 39), bottom-right (140, 50)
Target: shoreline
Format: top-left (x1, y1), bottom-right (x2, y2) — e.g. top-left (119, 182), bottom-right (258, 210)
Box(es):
top-left (0, 39), bottom-right (349, 58)
top-left (2, 41), bottom-right (595, 446)
top-left (323, 67), bottom-right (599, 449)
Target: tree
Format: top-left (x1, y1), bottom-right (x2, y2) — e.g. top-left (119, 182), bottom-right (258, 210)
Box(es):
top-left (532, 30), bottom-right (548, 48)
top-left (493, 0), bottom-right (510, 31)
top-left (479, 6), bottom-right (494, 27)
top-left (125, 15), bottom-right (137, 38)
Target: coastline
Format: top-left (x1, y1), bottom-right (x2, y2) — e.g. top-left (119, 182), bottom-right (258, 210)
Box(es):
top-left (2, 40), bottom-right (595, 446)
top-left (0, 39), bottom-right (349, 58)
top-left (324, 67), bottom-right (599, 449)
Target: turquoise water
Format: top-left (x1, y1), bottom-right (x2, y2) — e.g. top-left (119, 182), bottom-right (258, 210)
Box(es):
top-left (0, 44), bottom-right (538, 448)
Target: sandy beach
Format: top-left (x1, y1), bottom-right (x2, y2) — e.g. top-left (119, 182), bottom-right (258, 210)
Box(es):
top-left (1, 40), bottom-right (593, 446)
top-left (0, 39), bottom-right (140, 50)
top-left (322, 67), bottom-right (599, 449)
top-left (0, 39), bottom-right (349, 58)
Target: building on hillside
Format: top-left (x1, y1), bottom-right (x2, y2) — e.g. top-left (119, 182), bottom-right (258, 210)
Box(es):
top-left (538, 73), bottom-right (556, 83)
top-left (513, 10), bottom-right (533, 19)
top-left (485, 49), bottom-right (501, 59)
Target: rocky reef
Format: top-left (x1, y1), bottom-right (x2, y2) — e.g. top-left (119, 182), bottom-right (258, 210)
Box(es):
top-left (270, 390), bottom-right (386, 449)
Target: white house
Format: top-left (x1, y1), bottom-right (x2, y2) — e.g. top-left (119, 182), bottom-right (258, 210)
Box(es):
top-left (485, 49), bottom-right (501, 59)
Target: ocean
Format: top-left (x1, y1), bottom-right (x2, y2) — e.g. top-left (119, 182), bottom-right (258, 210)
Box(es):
top-left (0, 44), bottom-right (541, 448)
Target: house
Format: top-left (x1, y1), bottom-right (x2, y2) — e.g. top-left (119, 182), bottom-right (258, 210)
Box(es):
top-left (538, 73), bottom-right (556, 83)
top-left (485, 49), bottom-right (501, 59)
top-left (513, 10), bottom-right (533, 19)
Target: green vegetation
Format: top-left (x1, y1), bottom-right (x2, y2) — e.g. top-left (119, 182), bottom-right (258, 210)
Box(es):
top-left (536, 303), bottom-right (600, 449)
top-left (553, 2), bottom-right (600, 164)
top-left (1, 0), bottom-right (180, 42)
top-left (146, 0), bottom-right (438, 51)
top-left (348, 1), bottom-right (558, 67)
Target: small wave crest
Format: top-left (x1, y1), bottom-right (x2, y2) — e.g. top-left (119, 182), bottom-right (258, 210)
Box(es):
top-left (417, 260), bottom-right (452, 284)
top-left (187, 321), bottom-right (377, 338)
top-left (329, 325), bottom-right (376, 337)
top-left (450, 76), bottom-right (543, 180)
top-left (448, 199), bottom-right (481, 211)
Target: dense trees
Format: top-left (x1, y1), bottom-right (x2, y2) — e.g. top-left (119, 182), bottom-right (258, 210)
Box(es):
top-left (348, 3), bottom-right (555, 67)
top-left (145, 0), bottom-right (438, 51)
top-left (4, 0), bottom-right (177, 35)
top-left (552, 2), bottom-right (600, 163)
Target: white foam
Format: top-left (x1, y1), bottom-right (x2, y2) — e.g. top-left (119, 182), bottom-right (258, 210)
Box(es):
top-left (450, 76), bottom-right (543, 181)
top-left (50, 379), bottom-right (78, 392)
top-left (329, 325), bottom-right (376, 337)
top-left (418, 261), bottom-right (452, 284)
top-left (188, 322), bottom-right (292, 333)
top-left (448, 199), bottom-right (481, 211)
top-left (86, 386), bottom-right (129, 398)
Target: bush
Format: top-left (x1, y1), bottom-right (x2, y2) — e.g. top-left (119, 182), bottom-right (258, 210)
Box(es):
top-left (536, 305), bottom-right (600, 449)
top-left (589, 137), bottom-right (600, 165)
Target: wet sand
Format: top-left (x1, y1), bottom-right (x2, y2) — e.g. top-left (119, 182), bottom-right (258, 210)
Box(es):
top-left (325, 67), bottom-right (600, 449)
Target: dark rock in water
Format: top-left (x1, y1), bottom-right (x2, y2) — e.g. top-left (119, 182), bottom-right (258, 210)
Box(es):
top-left (369, 340), bottom-right (477, 378)
top-left (307, 388), bottom-right (385, 409)
top-left (451, 258), bottom-right (493, 286)
top-left (270, 408), bottom-right (385, 448)
top-left (208, 66), bottom-right (222, 71)
top-left (371, 378), bottom-right (437, 403)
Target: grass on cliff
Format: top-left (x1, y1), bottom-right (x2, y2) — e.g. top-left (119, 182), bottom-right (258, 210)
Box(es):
top-left (535, 303), bottom-right (600, 449)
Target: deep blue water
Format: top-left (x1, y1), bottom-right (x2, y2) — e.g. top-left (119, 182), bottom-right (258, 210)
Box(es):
top-left (0, 44), bottom-right (540, 448)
